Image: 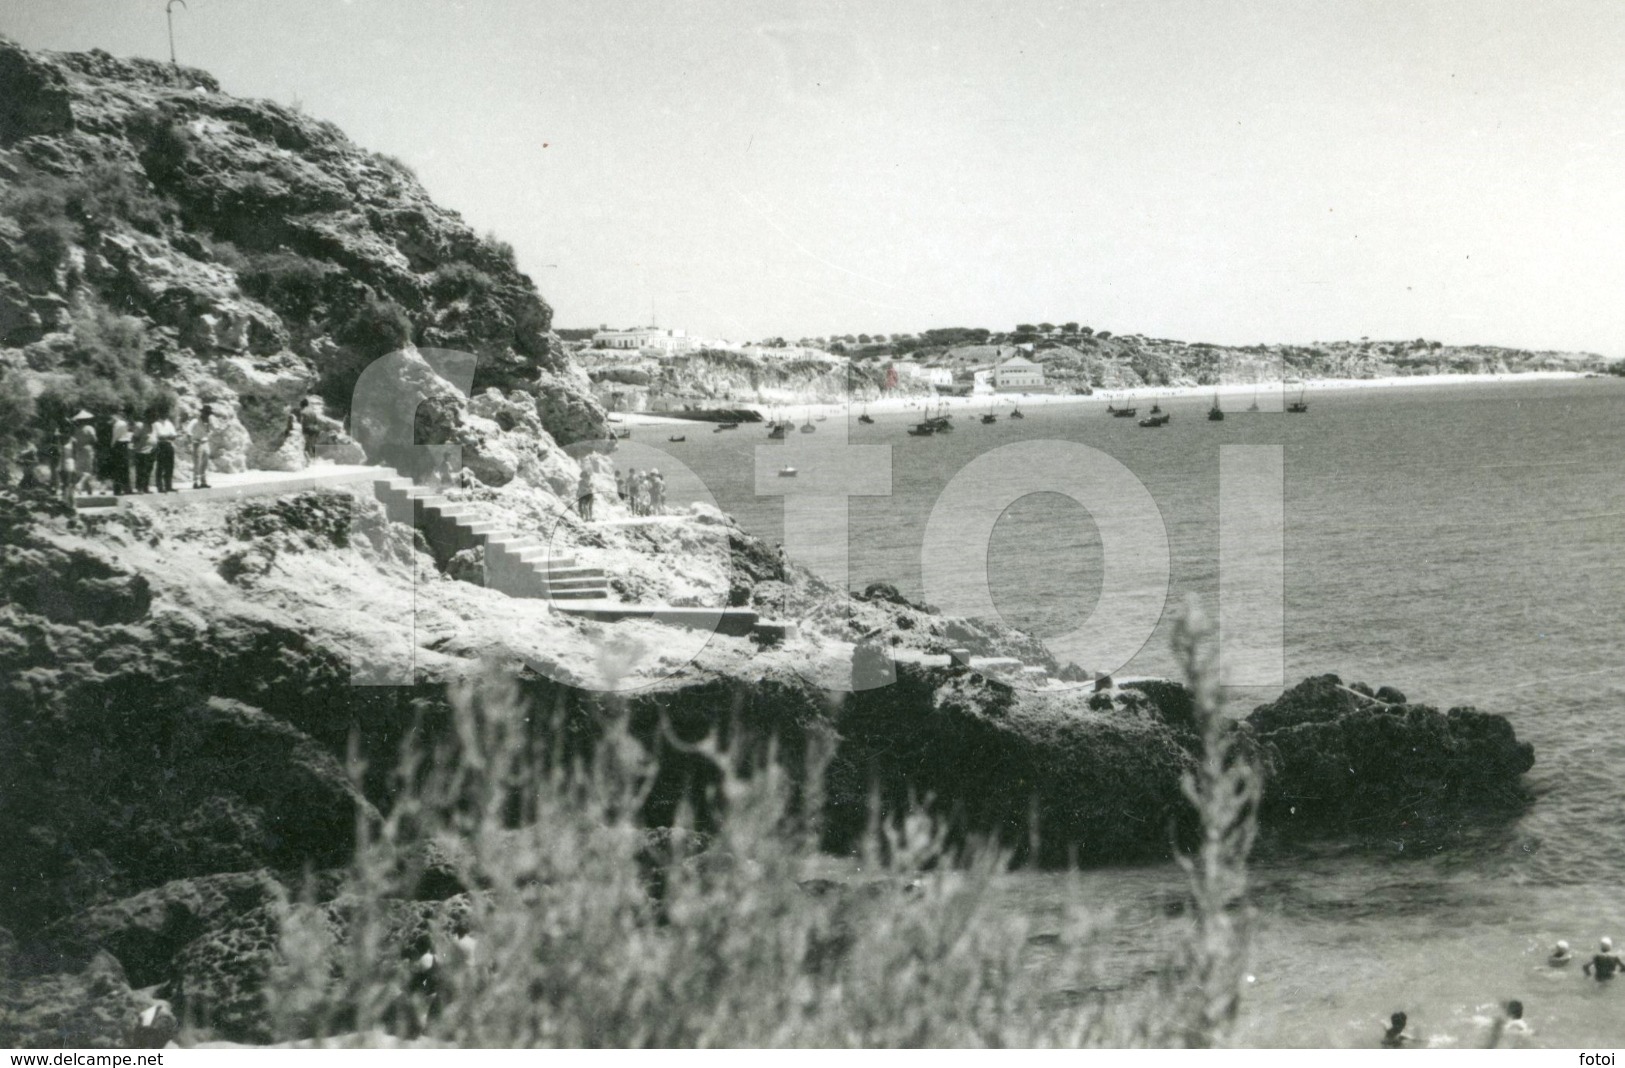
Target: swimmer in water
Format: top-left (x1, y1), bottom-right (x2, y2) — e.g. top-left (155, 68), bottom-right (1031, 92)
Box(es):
top-left (1501, 1000), bottom-right (1530, 1040)
top-left (1381, 1011), bottom-right (1410, 1048)
top-left (1548, 940), bottom-right (1573, 966)
top-left (1582, 937), bottom-right (1625, 981)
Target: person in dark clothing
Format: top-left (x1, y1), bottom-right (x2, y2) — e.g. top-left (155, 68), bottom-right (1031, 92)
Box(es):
top-left (298, 399), bottom-right (322, 460)
top-left (109, 412), bottom-right (134, 495)
top-left (1381, 1011), bottom-right (1410, 1048)
top-left (1583, 937), bottom-right (1625, 980)
top-left (150, 413), bottom-right (178, 492)
top-left (132, 418), bottom-right (156, 493)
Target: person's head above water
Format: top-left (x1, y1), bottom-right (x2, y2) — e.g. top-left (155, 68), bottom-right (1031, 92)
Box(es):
top-left (1556, 940), bottom-right (1570, 952)
top-left (1388, 1012), bottom-right (1407, 1031)
top-left (1506, 1000), bottom-right (1523, 1020)
top-left (1603, 937), bottom-right (1614, 952)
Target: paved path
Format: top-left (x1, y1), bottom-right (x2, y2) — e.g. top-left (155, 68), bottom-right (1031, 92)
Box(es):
top-left (89, 464), bottom-right (381, 508)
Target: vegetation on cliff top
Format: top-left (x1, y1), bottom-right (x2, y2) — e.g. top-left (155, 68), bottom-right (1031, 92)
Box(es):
top-left (0, 36), bottom-right (605, 461)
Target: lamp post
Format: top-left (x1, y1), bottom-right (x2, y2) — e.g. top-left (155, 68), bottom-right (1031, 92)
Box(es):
top-left (166, 0), bottom-right (187, 68)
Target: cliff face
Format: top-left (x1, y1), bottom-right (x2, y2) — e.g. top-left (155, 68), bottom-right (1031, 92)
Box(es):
top-left (897, 334), bottom-right (1612, 394)
top-left (580, 348), bottom-right (887, 412)
top-left (0, 38), bottom-right (606, 474)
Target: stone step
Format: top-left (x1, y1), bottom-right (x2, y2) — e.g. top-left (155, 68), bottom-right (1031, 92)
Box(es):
top-left (542, 576), bottom-right (611, 591)
top-left (553, 603), bottom-right (758, 636)
top-left (544, 587), bottom-right (613, 601)
top-left (751, 619), bottom-right (797, 646)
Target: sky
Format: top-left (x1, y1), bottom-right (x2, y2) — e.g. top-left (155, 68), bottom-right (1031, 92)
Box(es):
top-left (4, 0), bottom-right (1624, 354)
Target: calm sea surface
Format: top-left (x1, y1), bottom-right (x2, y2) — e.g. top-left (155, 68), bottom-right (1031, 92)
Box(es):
top-left (638, 378), bottom-right (1625, 1046)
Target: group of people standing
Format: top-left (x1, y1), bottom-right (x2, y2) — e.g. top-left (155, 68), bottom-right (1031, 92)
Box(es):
top-left (617, 467), bottom-right (665, 516)
top-left (573, 466), bottom-right (668, 522)
top-left (36, 404), bottom-right (217, 505)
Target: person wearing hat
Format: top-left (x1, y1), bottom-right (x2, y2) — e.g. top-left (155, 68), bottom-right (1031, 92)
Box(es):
top-left (149, 410), bottom-right (179, 492)
top-left (186, 405), bottom-right (215, 489)
top-left (70, 410), bottom-right (98, 495)
top-left (1548, 940), bottom-right (1573, 966)
top-left (1582, 937), bottom-right (1625, 980)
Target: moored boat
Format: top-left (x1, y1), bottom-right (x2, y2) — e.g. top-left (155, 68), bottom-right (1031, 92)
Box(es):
top-left (1208, 394), bottom-right (1224, 421)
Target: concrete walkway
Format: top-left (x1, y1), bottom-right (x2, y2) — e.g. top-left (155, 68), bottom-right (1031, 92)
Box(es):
top-left (83, 464), bottom-right (381, 510)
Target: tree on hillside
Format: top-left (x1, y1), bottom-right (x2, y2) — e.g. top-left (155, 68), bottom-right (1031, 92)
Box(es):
top-left (1038, 322), bottom-right (1055, 333)
top-left (1063, 321), bottom-right (1079, 334)
top-left (858, 334), bottom-right (871, 344)
top-left (1015, 324), bottom-right (1036, 335)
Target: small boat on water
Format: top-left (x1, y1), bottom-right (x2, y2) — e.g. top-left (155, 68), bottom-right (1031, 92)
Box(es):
top-left (767, 423), bottom-right (789, 439)
top-left (614, 428), bottom-right (632, 439)
top-left (816, 414), bottom-right (828, 422)
top-left (907, 423), bottom-right (936, 436)
top-left (668, 434), bottom-right (686, 442)
top-left (981, 412), bottom-right (997, 424)
top-left (801, 410), bottom-right (816, 433)
top-left (1207, 394), bottom-right (1224, 421)
top-left (1109, 405), bottom-right (1138, 418)
top-left (1138, 412), bottom-right (1171, 427)
top-left (858, 405), bottom-right (875, 424)
top-left (1149, 402), bottom-right (1162, 415)
top-left (714, 422), bottom-right (740, 433)
top-left (1009, 406), bottom-right (1025, 419)
top-left (778, 466), bottom-right (798, 478)
top-left (1286, 387), bottom-right (1309, 413)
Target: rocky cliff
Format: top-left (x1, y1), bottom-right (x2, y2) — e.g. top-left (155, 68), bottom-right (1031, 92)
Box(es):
top-left (0, 37), bottom-right (606, 479)
top-left (580, 347), bottom-right (888, 412)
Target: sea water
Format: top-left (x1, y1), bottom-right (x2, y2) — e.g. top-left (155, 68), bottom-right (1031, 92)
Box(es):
top-left (640, 378), bottom-right (1625, 1047)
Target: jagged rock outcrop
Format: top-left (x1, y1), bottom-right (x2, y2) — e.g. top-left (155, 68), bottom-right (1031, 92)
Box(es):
top-left (0, 36), bottom-right (605, 486)
top-left (1245, 674), bottom-right (1536, 847)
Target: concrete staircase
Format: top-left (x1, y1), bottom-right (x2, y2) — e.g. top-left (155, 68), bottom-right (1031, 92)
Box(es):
top-left (371, 476), bottom-right (610, 602)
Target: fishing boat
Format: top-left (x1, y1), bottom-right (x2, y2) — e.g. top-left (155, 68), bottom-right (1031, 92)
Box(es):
top-left (1207, 394), bottom-right (1224, 421)
top-left (667, 434), bottom-right (686, 442)
top-left (1149, 402), bottom-right (1162, 415)
top-left (1138, 412), bottom-right (1171, 427)
top-left (1108, 405), bottom-right (1137, 418)
top-left (778, 466), bottom-right (798, 478)
top-left (906, 423), bottom-right (936, 436)
top-left (1286, 386), bottom-right (1309, 413)
top-left (1009, 405), bottom-right (1025, 419)
top-left (981, 412), bottom-right (997, 424)
top-left (858, 404), bottom-right (875, 424)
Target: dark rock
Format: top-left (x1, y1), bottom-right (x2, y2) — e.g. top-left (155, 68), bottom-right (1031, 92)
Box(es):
top-left (48, 871), bottom-right (286, 989)
top-left (0, 41), bottom-right (75, 145)
top-left (169, 894), bottom-right (471, 1044)
top-left (0, 941), bottom-right (145, 1049)
top-left (1247, 676), bottom-right (1536, 844)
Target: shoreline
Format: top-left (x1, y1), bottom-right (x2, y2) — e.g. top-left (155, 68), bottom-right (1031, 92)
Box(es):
top-left (609, 370), bottom-right (1596, 426)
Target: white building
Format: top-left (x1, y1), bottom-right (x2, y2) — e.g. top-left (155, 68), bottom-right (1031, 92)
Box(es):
top-left (994, 355), bottom-right (1045, 391)
top-left (592, 327), bottom-right (700, 356)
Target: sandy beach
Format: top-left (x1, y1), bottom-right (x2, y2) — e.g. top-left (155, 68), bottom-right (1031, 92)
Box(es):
top-left (610, 370), bottom-right (1595, 426)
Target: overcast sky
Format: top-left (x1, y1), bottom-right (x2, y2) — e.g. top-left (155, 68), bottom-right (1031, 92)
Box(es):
top-left (5, 0), bottom-right (1623, 353)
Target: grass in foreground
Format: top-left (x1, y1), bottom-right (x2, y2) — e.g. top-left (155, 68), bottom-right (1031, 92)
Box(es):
top-left (265, 603), bottom-right (1258, 1047)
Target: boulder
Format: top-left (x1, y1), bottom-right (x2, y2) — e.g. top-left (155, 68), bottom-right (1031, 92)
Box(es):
top-left (1246, 675), bottom-right (1536, 844)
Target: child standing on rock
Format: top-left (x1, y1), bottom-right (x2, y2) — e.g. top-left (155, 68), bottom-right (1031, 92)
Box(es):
top-left (576, 467), bottom-right (595, 521)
